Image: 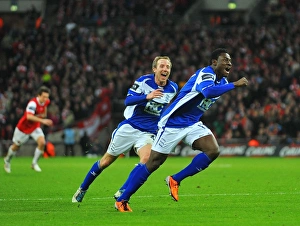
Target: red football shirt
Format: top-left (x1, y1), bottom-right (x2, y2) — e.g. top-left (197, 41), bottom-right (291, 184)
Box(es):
top-left (16, 97), bottom-right (50, 134)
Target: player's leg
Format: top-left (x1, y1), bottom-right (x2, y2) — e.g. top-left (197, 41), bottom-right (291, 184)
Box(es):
top-left (172, 123), bottom-right (219, 181)
top-left (4, 128), bottom-right (28, 173)
top-left (5, 143), bottom-right (20, 161)
top-left (4, 143), bottom-right (20, 173)
top-left (76, 152), bottom-right (118, 195)
top-left (31, 128), bottom-right (47, 172)
top-left (170, 134), bottom-right (218, 180)
top-left (114, 132), bottom-right (153, 199)
top-left (137, 143), bottom-right (151, 164)
top-left (115, 127), bottom-right (181, 211)
top-left (115, 152), bottom-right (166, 210)
top-left (115, 150), bottom-right (168, 212)
top-left (72, 124), bottom-right (133, 203)
top-left (72, 152), bottom-right (119, 203)
top-left (70, 144), bottom-right (75, 156)
top-left (64, 144), bottom-right (68, 156)
top-left (167, 122), bottom-right (219, 200)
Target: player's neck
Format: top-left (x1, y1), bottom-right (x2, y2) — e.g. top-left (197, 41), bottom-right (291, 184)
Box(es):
top-left (155, 78), bottom-right (167, 87)
top-left (158, 81), bottom-right (166, 86)
top-left (36, 97), bottom-right (44, 105)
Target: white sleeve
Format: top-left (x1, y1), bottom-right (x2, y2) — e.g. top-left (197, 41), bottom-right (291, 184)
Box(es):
top-left (26, 101), bottom-right (37, 114)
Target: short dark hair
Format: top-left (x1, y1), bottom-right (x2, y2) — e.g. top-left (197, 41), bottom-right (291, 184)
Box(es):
top-left (38, 86), bottom-right (51, 95)
top-left (210, 48), bottom-right (228, 64)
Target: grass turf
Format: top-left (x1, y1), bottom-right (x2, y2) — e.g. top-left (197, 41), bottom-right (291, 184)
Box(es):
top-left (1, 156), bottom-right (299, 226)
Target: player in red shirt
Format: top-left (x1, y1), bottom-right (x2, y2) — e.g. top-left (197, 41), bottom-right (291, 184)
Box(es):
top-left (4, 86), bottom-right (53, 173)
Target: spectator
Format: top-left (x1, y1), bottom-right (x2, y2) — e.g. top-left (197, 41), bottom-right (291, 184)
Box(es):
top-left (79, 131), bottom-right (91, 156)
top-left (62, 125), bottom-right (76, 156)
top-left (0, 0), bottom-right (299, 148)
top-left (87, 137), bottom-right (103, 157)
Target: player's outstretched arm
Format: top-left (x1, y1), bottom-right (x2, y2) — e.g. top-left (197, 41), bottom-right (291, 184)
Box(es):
top-left (41, 119), bottom-right (53, 126)
top-left (27, 114), bottom-right (53, 126)
top-left (233, 77), bottom-right (248, 87)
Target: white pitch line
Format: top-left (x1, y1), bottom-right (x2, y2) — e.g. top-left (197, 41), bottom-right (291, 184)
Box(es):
top-left (0, 191), bottom-right (299, 202)
top-left (0, 198), bottom-right (63, 201)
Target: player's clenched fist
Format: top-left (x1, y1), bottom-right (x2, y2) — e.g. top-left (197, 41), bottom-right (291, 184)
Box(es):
top-left (233, 77), bottom-right (248, 87)
top-left (42, 119), bottom-right (53, 126)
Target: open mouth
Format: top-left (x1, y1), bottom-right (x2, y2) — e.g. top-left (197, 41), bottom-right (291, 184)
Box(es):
top-left (224, 68), bottom-right (231, 74)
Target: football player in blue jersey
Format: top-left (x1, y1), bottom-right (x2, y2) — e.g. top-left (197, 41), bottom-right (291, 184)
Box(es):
top-left (72, 56), bottom-right (178, 204)
top-left (115, 48), bottom-right (248, 212)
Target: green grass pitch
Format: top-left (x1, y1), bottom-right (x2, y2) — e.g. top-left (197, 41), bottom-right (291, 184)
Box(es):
top-left (1, 156), bottom-right (299, 226)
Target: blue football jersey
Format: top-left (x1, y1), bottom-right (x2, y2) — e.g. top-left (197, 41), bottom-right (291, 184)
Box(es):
top-left (159, 66), bottom-right (230, 128)
top-left (123, 74), bottom-right (178, 134)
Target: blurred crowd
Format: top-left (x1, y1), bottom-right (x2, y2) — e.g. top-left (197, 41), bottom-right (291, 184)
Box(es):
top-left (0, 0), bottom-right (300, 146)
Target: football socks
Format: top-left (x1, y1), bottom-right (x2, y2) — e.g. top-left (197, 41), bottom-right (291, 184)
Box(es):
top-left (172, 152), bottom-right (211, 183)
top-left (32, 148), bottom-right (43, 164)
top-left (5, 146), bottom-right (16, 161)
top-left (117, 163), bottom-right (150, 202)
top-left (119, 163), bottom-right (142, 191)
top-left (80, 160), bottom-right (102, 191)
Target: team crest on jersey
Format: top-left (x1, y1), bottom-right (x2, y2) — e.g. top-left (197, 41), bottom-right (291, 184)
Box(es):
top-left (197, 98), bottom-right (216, 111)
top-left (131, 83), bottom-right (139, 91)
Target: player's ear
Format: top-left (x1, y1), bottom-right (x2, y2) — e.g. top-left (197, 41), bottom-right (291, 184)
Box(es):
top-left (211, 59), bottom-right (218, 66)
top-left (153, 67), bottom-right (157, 73)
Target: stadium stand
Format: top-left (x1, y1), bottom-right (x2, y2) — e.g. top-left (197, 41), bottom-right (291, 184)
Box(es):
top-left (0, 0), bottom-right (300, 156)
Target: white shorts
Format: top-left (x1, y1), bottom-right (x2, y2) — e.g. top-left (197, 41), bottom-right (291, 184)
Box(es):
top-left (12, 127), bottom-right (45, 146)
top-left (107, 123), bottom-right (155, 156)
top-left (152, 121), bottom-right (213, 154)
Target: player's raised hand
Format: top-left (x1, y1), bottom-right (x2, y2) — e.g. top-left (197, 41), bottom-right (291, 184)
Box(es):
top-left (42, 119), bottom-right (53, 126)
top-left (233, 77), bottom-right (248, 87)
top-left (146, 89), bottom-right (164, 100)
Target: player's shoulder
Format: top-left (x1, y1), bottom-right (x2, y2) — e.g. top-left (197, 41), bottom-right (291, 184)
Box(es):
top-left (30, 97), bottom-right (37, 102)
top-left (199, 66), bottom-right (215, 75)
top-left (196, 66), bottom-right (216, 81)
top-left (166, 80), bottom-right (179, 92)
top-left (136, 73), bottom-right (154, 82)
top-left (26, 98), bottom-right (37, 111)
top-left (28, 97), bottom-right (38, 105)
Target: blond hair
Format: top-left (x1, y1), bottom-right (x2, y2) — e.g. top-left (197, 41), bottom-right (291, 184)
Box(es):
top-left (152, 56), bottom-right (172, 69)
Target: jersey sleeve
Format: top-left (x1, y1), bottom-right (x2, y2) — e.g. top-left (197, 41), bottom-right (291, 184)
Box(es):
top-left (26, 101), bottom-right (37, 115)
top-left (124, 94), bottom-right (147, 106)
top-left (196, 73), bottom-right (235, 98)
top-left (124, 78), bottom-right (148, 106)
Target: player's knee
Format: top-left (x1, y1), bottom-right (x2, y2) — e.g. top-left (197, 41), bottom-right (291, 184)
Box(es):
top-left (38, 141), bottom-right (46, 148)
top-left (37, 137), bottom-right (46, 147)
top-left (206, 145), bottom-right (220, 161)
top-left (11, 143), bottom-right (20, 151)
top-left (100, 158), bottom-right (111, 169)
top-left (100, 155), bottom-right (116, 169)
top-left (193, 138), bottom-right (220, 161)
top-left (146, 153), bottom-right (167, 172)
top-left (139, 154), bottom-right (150, 164)
top-left (146, 161), bottom-right (161, 173)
